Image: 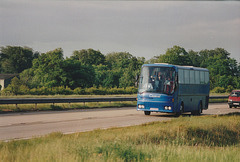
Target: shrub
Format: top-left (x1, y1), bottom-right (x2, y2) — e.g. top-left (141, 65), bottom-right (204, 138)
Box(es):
top-left (29, 88), bottom-right (40, 95)
top-left (18, 85), bottom-right (30, 95)
top-left (1, 87), bottom-right (13, 96)
top-left (1, 85), bottom-right (138, 96)
top-left (35, 87), bottom-right (51, 95)
top-left (108, 87), bottom-right (125, 94)
top-left (73, 87), bottom-right (86, 95)
top-left (51, 86), bottom-right (73, 95)
top-left (211, 87), bottom-right (225, 93)
top-left (125, 87), bottom-right (138, 94)
top-left (85, 86), bottom-right (106, 95)
top-left (226, 85), bottom-right (234, 93)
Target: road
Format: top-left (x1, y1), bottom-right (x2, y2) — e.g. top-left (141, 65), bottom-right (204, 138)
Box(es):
top-left (0, 103), bottom-right (239, 141)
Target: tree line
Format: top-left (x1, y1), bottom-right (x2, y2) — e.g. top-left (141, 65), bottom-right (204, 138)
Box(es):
top-left (0, 45), bottom-right (239, 95)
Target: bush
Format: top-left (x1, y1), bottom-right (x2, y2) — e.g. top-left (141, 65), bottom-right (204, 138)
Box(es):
top-left (226, 85), bottom-right (234, 93)
top-left (73, 87), bottom-right (86, 95)
top-left (18, 85), bottom-right (30, 95)
top-left (125, 87), bottom-right (138, 94)
top-left (109, 87), bottom-right (122, 94)
top-left (29, 87), bottom-right (51, 95)
top-left (211, 87), bottom-right (225, 93)
top-left (1, 77), bottom-right (30, 95)
top-left (29, 88), bottom-right (40, 95)
top-left (1, 87), bottom-right (13, 96)
top-left (51, 86), bottom-right (73, 95)
top-left (85, 86), bottom-right (106, 95)
top-left (1, 86), bottom-right (137, 96)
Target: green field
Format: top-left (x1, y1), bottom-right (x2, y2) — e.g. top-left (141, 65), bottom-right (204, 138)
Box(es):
top-left (0, 113), bottom-right (239, 162)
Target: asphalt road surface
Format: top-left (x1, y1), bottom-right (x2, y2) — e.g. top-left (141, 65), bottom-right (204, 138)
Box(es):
top-left (0, 103), bottom-right (239, 141)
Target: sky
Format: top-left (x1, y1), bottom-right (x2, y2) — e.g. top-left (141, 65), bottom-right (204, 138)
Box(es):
top-left (0, 0), bottom-right (240, 62)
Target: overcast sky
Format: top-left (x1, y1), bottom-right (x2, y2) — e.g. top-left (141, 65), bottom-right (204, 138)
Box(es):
top-left (0, 0), bottom-right (240, 61)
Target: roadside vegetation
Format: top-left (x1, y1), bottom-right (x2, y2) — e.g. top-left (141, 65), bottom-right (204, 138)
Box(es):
top-left (0, 113), bottom-right (239, 161)
top-left (0, 92), bottom-right (228, 113)
top-left (1, 46), bottom-right (240, 96)
top-left (0, 101), bottom-right (137, 113)
top-left (1, 86), bottom-right (138, 96)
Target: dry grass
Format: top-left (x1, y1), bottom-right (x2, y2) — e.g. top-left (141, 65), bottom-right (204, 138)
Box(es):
top-left (0, 113), bottom-right (239, 162)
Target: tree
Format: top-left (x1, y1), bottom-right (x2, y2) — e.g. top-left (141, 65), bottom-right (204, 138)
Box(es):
top-left (0, 46), bottom-right (38, 73)
top-left (71, 49), bottom-right (105, 66)
top-left (119, 57), bottom-right (144, 88)
top-left (188, 50), bottom-right (201, 67)
top-left (93, 64), bottom-right (109, 87)
top-left (198, 48), bottom-right (239, 90)
top-left (119, 68), bottom-right (135, 88)
top-left (105, 52), bottom-right (134, 69)
top-left (61, 59), bottom-right (95, 89)
top-left (102, 70), bottom-right (121, 88)
top-left (155, 46), bottom-right (192, 66)
top-left (94, 64), bottom-right (121, 88)
top-left (19, 68), bottom-right (35, 88)
top-left (31, 48), bottom-right (65, 87)
top-left (20, 48), bottom-right (96, 89)
top-left (105, 52), bottom-right (144, 88)
top-left (150, 46), bottom-right (239, 90)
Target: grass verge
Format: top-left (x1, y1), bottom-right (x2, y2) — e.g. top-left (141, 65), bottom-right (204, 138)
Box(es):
top-left (0, 101), bottom-right (137, 113)
top-left (0, 94), bottom-right (137, 99)
top-left (0, 113), bottom-right (239, 161)
top-left (0, 93), bottom-right (229, 113)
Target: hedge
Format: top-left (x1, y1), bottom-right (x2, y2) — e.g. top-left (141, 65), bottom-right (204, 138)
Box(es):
top-left (0, 86), bottom-right (138, 96)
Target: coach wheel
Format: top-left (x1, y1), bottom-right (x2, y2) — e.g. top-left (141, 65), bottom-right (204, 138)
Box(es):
top-left (197, 102), bottom-right (202, 115)
top-left (175, 103), bottom-right (184, 117)
top-left (191, 102), bottom-right (202, 116)
top-left (144, 111), bottom-right (151, 115)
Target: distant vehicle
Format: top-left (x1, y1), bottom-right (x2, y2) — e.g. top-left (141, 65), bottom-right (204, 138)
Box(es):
top-left (137, 63), bottom-right (210, 116)
top-left (228, 90), bottom-right (240, 108)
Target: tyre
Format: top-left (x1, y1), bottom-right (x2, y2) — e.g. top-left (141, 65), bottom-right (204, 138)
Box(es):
top-left (144, 111), bottom-right (151, 115)
top-left (229, 105), bottom-right (232, 108)
top-left (191, 102), bottom-right (202, 116)
top-left (196, 102), bottom-right (202, 115)
top-left (176, 103), bottom-right (183, 117)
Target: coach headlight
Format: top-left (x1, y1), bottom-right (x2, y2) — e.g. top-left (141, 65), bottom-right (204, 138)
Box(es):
top-left (138, 105), bottom-right (145, 109)
top-left (165, 106), bottom-right (172, 110)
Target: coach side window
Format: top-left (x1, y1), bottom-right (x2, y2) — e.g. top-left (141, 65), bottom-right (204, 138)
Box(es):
top-left (184, 70), bottom-right (190, 84)
top-left (204, 72), bottom-right (209, 84)
top-left (178, 69), bottom-right (184, 84)
top-left (200, 71), bottom-right (205, 84)
top-left (195, 71), bottom-right (200, 84)
top-left (190, 70), bottom-right (195, 84)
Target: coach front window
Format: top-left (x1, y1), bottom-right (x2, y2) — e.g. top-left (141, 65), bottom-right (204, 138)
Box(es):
top-left (138, 66), bottom-right (176, 95)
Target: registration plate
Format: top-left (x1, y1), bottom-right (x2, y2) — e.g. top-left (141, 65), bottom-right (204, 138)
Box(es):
top-left (150, 108), bottom-right (159, 111)
top-left (233, 103), bottom-right (239, 105)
